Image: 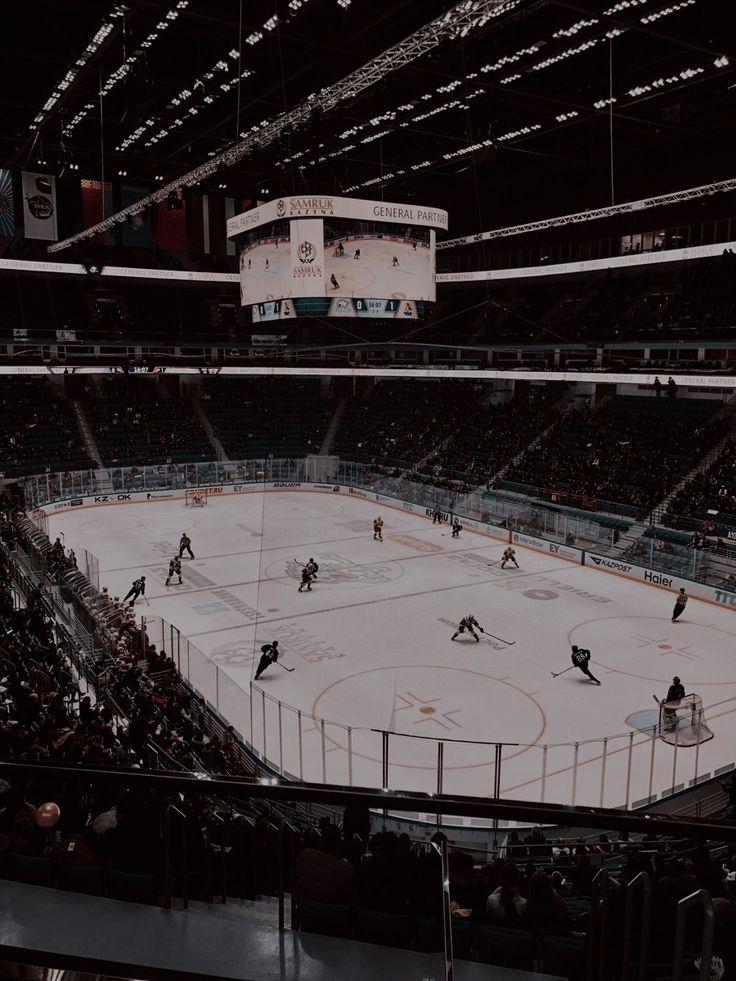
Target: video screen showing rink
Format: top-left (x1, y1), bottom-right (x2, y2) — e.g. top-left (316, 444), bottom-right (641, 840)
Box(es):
top-left (47, 487), bottom-right (736, 813)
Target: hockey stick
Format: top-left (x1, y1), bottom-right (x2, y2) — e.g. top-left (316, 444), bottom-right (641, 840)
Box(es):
top-left (144, 595), bottom-right (150, 607)
top-left (486, 632), bottom-right (515, 645)
top-left (277, 662), bottom-right (295, 673)
top-left (551, 665), bottom-right (575, 678)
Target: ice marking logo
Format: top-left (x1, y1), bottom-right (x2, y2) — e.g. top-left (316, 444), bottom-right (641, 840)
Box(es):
top-left (286, 552), bottom-right (402, 583)
top-left (298, 240), bottom-right (315, 264)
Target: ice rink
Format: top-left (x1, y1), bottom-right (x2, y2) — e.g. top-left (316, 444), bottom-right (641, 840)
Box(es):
top-left (49, 490), bottom-right (736, 811)
top-left (324, 237), bottom-right (432, 300)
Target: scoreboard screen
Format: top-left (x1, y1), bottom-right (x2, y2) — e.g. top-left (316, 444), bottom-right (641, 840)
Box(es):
top-left (251, 297), bottom-right (423, 322)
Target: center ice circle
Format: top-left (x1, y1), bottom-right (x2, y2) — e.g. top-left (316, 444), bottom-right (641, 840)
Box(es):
top-left (312, 666), bottom-right (545, 770)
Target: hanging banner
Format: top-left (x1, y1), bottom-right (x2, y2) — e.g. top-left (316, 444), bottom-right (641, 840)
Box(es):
top-left (21, 171), bottom-right (58, 240)
top-left (120, 184), bottom-right (151, 248)
top-left (0, 169), bottom-right (15, 237)
top-left (80, 179), bottom-right (113, 245)
top-left (155, 195), bottom-right (187, 253)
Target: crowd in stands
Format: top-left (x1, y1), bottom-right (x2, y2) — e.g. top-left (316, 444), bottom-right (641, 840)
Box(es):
top-left (202, 377), bottom-right (334, 459)
top-left (87, 377), bottom-right (212, 465)
top-left (333, 380), bottom-right (487, 490)
top-left (0, 378), bottom-right (95, 478)
top-left (503, 396), bottom-right (729, 513)
top-left (668, 439), bottom-right (736, 528)
top-left (407, 382), bottom-right (566, 490)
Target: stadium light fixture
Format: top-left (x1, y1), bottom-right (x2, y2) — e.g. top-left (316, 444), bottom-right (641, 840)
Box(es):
top-left (49, 0), bottom-right (526, 253)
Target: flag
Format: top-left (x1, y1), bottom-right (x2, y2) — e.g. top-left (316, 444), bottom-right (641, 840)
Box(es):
top-left (21, 171), bottom-right (58, 240)
top-left (80, 179), bottom-right (113, 245)
top-left (120, 184), bottom-right (151, 248)
top-left (0, 169), bottom-right (15, 237)
top-left (155, 194), bottom-right (187, 253)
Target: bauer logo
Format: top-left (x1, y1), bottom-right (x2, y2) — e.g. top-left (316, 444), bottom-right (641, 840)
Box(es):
top-left (274, 482), bottom-right (302, 488)
top-left (589, 555), bottom-right (631, 573)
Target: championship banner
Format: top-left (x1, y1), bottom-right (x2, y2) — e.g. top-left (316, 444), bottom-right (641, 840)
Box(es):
top-left (290, 219), bottom-right (325, 298)
top-left (0, 169), bottom-right (15, 237)
top-left (21, 171), bottom-right (58, 240)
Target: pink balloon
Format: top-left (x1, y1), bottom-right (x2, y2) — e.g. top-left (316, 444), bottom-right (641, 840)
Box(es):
top-left (36, 802), bottom-right (61, 828)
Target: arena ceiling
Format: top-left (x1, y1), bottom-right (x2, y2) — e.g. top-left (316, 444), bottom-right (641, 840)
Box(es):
top-left (2, 0), bottom-right (733, 235)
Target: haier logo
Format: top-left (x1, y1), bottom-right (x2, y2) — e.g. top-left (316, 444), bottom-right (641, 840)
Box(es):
top-left (644, 570), bottom-right (673, 587)
top-left (589, 555), bottom-right (631, 574)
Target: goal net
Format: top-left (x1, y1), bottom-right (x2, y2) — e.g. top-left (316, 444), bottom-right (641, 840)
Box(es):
top-left (184, 489), bottom-right (208, 507)
top-left (658, 693), bottom-right (713, 747)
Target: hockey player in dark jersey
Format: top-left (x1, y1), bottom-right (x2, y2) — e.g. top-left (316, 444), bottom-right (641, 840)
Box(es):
top-left (179, 532), bottom-right (194, 559)
top-left (373, 517), bottom-right (384, 541)
top-left (255, 640), bottom-right (279, 680)
top-left (305, 558), bottom-right (319, 579)
top-left (123, 575), bottom-right (146, 607)
top-left (501, 547), bottom-right (519, 569)
top-left (165, 557), bottom-right (182, 586)
top-left (451, 614), bottom-right (484, 642)
top-left (451, 518), bottom-right (462, 538)
top-left (298, 568), bottom-right (314, 592)
top-left (571, 645), bottom-right (601, 684)
top-left (660, 675), bottom-right (686, 730)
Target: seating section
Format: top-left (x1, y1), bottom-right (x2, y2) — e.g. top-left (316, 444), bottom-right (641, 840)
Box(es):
top-left (502, 396), bottom-right (727, 513)
top-left (408, 382), bottom-right (566, 489)
top-left (0, 378), bottom-right (95, 477)
top-left (202, 378), bottom-right (335, 458)
top-left (667, 439), bottom-right (736, 531)
top-left (332, 380), bottom-right (484, 482)
top-left (85, 378), bottom-right (212, 465)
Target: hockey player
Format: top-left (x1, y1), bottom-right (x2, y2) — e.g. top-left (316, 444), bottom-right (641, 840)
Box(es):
top-left (305, 557), bottom-right (319, 579)
top-left (165, 557), bottom-right (182, 586)
top-left (373, 517), bottom-right (384, 542)
top-left (431, 506), bottom-right (443, 525)
top-left (353, 248), bottom-right (361, 259)
top-left (179, 532), bottom-right (194, 560)
top-left (330, 273), bottom-right (340, 290)
top-left (123, 575), bottom-right (146, 607)
top-left (671, 587), bottom-right (688, 622)
top-left (255, 640), bottom-right (280, 680)
top-left (451, 615), bottom-right (484, 642)
top-left (501, 547), bottom-right (519, 569)
top-left (570, 645), bottom-right (601, 685)
top-left (391, 256), bottom-right (399, 267)
top-left (298, 568), bottom-right (314, 592)
top-left (660, 675), bottom-right (686, 731)
top-left (451, 518), bottom-right (462, 538)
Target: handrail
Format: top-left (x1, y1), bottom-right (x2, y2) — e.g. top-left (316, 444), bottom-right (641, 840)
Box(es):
top-left (206, 811), bottom-right (228, 905)
top-left (431, 836), bottom-right (454, 981)
top-left (588, 868), bottom-right (610, 981)
top-left (621, 870), bottom-right (652, 981)
top-left (163, 804), bottom-right (189, 910)
top-left (672, 888), bottom-right (715, 981)
top-left (1, 758), bottom-right (735, 838)
top-left (278, 820), bottom-right (299, 931)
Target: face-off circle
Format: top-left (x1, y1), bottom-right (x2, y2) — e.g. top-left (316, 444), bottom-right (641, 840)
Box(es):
top-left (312, 665), bottom-right (546, 769)
top-left (569, 616), bottom-right (736, 686)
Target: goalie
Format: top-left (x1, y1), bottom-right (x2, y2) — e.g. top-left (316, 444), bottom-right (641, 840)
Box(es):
top-left (451, 614), bottom-right (484, 643)
top-left (659, 675), bottom-right (686, 731)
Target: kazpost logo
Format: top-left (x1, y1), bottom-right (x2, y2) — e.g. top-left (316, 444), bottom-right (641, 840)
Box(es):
top-left (589, 555), bottom-right (631, 574)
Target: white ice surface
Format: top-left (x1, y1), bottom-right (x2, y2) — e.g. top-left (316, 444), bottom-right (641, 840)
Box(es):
top-left (49, 491), bottom-right (736, 810)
